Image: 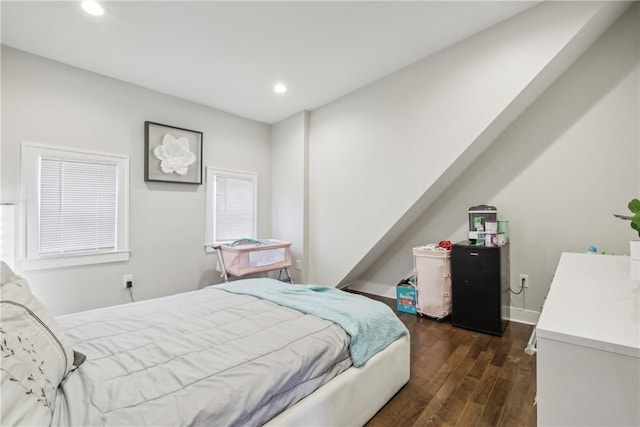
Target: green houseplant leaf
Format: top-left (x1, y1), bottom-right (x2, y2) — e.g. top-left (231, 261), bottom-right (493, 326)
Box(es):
top-left (614, 198), bottom-right (640, 239)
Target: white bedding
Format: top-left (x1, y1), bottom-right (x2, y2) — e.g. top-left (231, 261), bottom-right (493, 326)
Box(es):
top-left (53, 287), bottom-right (352, 426)
top-left (1, 262), bottom-right (410, 427)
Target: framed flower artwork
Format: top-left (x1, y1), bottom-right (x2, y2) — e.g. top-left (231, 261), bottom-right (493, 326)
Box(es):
top-left (144, 121), bottom-right (203, 184)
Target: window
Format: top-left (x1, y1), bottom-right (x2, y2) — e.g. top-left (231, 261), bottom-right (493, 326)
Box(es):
top-left (21, 143), bottom-right (129, 270)
top-left (205, 168), bottom-right (257, 249)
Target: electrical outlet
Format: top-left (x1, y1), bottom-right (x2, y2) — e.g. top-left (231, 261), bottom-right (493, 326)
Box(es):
top-left (123, 274), bottom-right (133, 288)
top-left (296, 259), bottom-right (302, 271)
top-left (519, 274), bottom-right (529, 288)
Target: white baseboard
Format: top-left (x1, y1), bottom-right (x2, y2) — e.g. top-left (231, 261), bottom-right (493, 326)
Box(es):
top-left (507, 307), bottom-right (540, 325)
top-left (345, 280), bottom-right (397, 299)
top-left (346, 281), bottom-right (540, 325)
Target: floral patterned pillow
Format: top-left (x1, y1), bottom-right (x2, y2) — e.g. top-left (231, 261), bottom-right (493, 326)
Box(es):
top-left (0, 275), bottom-right (76, 426)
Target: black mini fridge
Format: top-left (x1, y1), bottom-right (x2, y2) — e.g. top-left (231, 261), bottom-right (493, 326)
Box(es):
top-left (451, 241), bottom-right (509, 336)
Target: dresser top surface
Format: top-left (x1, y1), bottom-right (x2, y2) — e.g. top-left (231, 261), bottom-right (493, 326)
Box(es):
top-left (537, 252), bottom-right (639, 357)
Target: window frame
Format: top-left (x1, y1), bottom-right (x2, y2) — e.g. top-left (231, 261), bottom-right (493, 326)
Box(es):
top-left (20, 142), bottom-right (130, 271)
top-left (204, 167), bottom-right (257, 252)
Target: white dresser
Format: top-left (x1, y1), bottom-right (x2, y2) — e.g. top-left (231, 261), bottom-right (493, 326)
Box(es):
top-left (536, 253), bottom-right (640, 426)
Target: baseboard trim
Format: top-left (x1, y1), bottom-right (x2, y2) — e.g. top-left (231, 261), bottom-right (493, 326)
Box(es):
top-left (346, 281), bottom-right (540, 325)
top-left (345, 280), bottom-right (397, 299)
top-left (507, 307), bottom-right (540, 325)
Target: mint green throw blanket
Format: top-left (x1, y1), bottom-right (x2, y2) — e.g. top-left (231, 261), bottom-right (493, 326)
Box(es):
top-left (214, 278), bottom-right (408, 367)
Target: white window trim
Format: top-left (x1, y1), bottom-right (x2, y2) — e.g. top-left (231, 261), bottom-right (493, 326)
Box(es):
top-left (20, 142), bottom-right (130, 271)
top-left (204, 167), bottom-right (257, 253)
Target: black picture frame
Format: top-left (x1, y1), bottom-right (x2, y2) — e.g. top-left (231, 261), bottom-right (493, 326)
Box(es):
top-left (144, 121), bottom-right (203, 184)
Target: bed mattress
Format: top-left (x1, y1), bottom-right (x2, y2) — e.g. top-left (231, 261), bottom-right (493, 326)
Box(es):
top-left (53, 287), bottom-right (352, 426)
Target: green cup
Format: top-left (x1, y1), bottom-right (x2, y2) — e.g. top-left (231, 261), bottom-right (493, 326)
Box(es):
top-left (498, 220), bottom-right (509, 243)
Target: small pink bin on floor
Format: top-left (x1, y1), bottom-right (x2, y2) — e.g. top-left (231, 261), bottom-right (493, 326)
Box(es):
top-left (215, 239), bottom-right (292, 280)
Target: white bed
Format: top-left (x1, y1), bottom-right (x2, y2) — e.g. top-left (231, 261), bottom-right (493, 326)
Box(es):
top-left (0, 265), bottom-right (409, 426)
top-left (266, 333), bottom-right (409, 426)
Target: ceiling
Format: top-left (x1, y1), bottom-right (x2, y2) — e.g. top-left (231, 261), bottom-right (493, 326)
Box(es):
top-left (1, 1), bottom-right (539, 124)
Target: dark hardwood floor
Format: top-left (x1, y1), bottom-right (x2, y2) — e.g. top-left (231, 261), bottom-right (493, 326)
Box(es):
top-left (355, 292), bottom-right (537, 427)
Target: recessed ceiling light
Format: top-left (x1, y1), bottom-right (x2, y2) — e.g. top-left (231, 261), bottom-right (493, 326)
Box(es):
top-left (81, 0), bottom-right (104, 16)
top-left (274, 83), bottom-right (287, 94)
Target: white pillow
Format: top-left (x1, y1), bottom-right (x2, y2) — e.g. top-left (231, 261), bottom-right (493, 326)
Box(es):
top-left (0, 275), bottom-right (76, 426)
top-left (0, 260), bottom-right (16, 285)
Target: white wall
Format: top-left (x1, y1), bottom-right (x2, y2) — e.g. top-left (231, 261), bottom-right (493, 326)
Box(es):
top-left (354, 4), bottom-right (639, 319)
top-left (1, 47), bottom-right (271, 315)
top-left (3, 3), bottom-right (637, 321)
top-left (270, 111), bottom-right (308, 283)
top-left (306, 1), bottom-right (629, 288)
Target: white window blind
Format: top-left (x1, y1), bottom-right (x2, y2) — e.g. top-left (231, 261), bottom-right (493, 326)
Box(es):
top-left (39, 157), bottom-right (118, 255)
top-left (214, 175), bottom-right (255, 241)
top-left (21, 143), bottom-right (130, 271)
top-left (205, 168), bottom-right (257, 246)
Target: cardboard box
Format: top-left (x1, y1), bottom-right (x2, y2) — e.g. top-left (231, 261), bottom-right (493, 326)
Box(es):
top-left (396, 282), bottom-right (417, 314)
